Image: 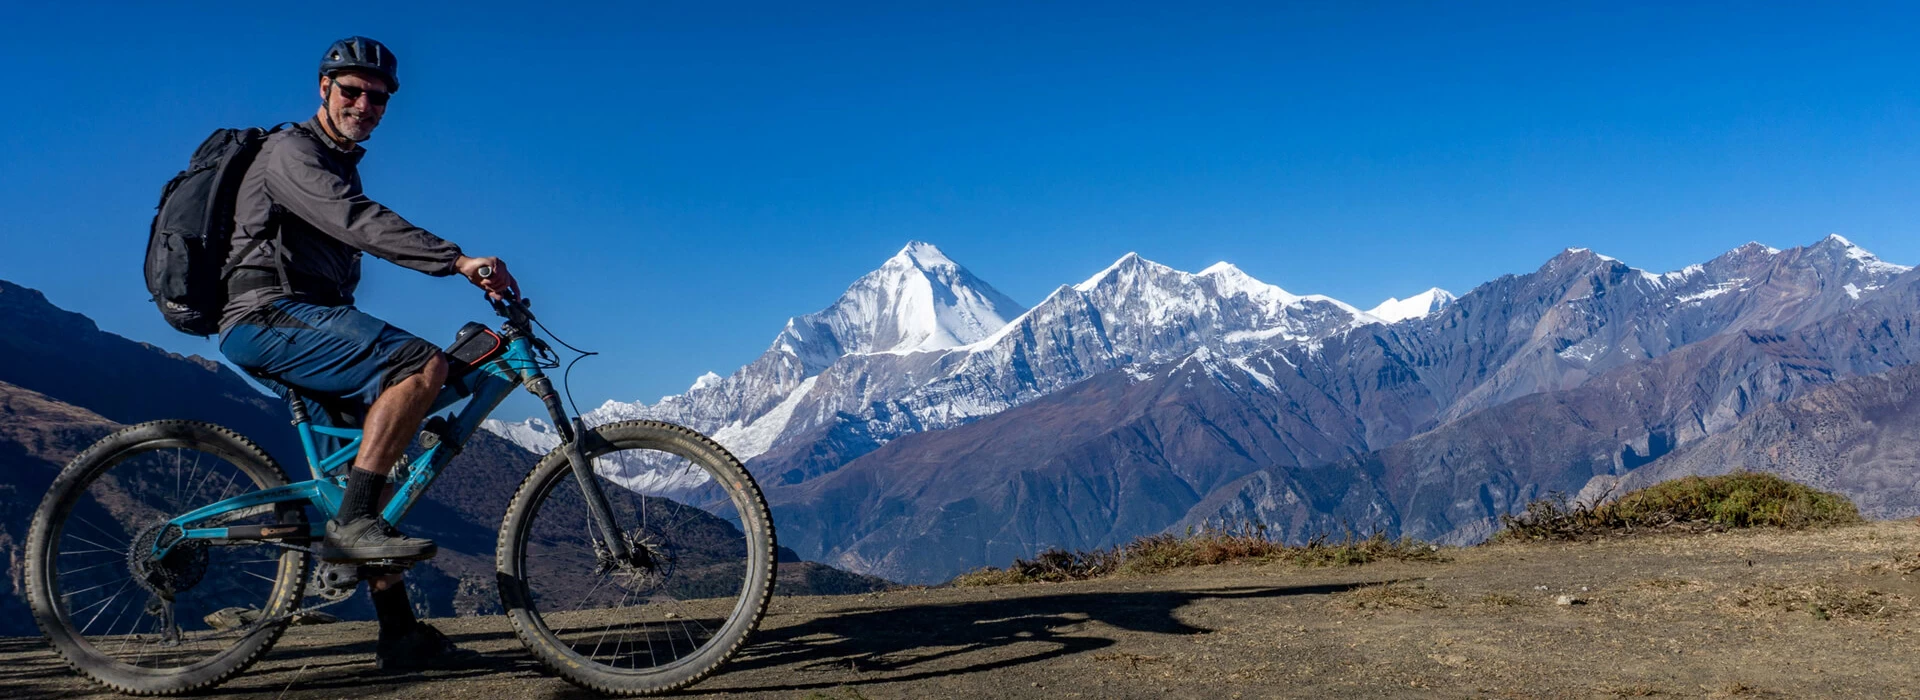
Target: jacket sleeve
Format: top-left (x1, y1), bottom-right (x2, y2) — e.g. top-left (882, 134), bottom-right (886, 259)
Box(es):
top-left (259, 139), bottom-right (463, 276)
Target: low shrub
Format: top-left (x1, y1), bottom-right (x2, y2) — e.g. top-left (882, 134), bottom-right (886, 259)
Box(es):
top-left (1493, 472), bottom-right (1862, 543)
top-left (950, 525), bottom-right (1442, 586)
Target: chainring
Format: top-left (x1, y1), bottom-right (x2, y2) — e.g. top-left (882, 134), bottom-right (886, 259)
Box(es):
top-left (309, 562), bottom-right (361, 602)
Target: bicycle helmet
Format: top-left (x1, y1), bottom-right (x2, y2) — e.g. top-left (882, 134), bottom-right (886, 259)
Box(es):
top-left (319, 36), bottom-right (400, 92)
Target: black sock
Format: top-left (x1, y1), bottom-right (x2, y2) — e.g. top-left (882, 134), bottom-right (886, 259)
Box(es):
top-left (337, 468), bottom-right (388, 524)
top-left (371, 583), bottom-right (417, 640)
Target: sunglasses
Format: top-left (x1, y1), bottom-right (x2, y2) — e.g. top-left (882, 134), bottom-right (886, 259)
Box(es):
top-left (333, 83), bottom-right (392, 107)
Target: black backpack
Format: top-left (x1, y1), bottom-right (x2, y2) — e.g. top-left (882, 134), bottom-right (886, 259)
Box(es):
top-left (143, 125), bottom-right (289, 336)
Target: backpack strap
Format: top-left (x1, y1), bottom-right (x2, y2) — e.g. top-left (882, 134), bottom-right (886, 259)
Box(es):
top-left (218, 123), bottom-right (300, 286)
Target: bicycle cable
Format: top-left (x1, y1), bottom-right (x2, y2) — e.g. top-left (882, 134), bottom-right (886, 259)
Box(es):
top-left (525, 306), bottom-right (599, 419)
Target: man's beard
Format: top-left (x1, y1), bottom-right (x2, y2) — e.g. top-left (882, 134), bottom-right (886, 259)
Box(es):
top-left (334, 107), bottom-right (380, 142)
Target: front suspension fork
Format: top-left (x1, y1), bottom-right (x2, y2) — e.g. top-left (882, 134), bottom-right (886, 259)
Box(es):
top-left (528, 376), bottom-right (633, 562)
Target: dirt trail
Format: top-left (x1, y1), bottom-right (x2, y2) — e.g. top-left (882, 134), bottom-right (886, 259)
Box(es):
top-left (7, 521), bottom-right (1920, 699)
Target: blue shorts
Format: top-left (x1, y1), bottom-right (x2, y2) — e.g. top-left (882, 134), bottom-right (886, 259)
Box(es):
top-left (220, 300), bottom-right (442, 432)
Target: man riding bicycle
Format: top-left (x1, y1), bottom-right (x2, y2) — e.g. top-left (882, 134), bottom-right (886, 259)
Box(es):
top-left (218, 36), bottom-right (515, 670)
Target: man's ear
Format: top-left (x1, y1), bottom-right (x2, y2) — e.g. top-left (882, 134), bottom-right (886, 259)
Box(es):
top-left (318, 76), bottom-right (332, 102)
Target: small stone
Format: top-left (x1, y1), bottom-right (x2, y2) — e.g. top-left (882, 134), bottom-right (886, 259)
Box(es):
top-left (203, 607), bottom-right (261, 630)
top-left (290, 610), bottom-right (339, 625)
top-left (1555, 595), bottom-right (1585, 606)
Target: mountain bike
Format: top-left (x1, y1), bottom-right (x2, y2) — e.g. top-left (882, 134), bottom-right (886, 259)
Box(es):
top-left (23, 291), bottom-right (776, 696)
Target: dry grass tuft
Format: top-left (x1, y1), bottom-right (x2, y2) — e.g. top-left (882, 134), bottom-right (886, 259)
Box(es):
top-left (1477, 592), bottom-right (1527, 607)
top-left (1632, 577), bottom-right (1700, 591)
top-left (950, 526), bottom-right (1444, 586)
top-left (1602, 683), bottom-right (1674, 697)
top-left (1493, 473), bottom-right (1862, 543)
top-left (1337, 582), bottom-right (1448, 611)
top-left (1723, 583), bottom-right (1909, 620)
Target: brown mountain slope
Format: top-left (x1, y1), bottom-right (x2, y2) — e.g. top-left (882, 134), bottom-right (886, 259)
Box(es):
top-left (0, 381), bottom-right (121, 637)
top-left (0, 281), bottom-right (297, 464)
top-left (766, 352), bottom-right (1381, 584)
top-left (1203, 325), bottom-right (1864, 545)
top-left (1613, 361), bottom-right (1920, 518)
top-left (1188, 262), bottom-right (1920, 545)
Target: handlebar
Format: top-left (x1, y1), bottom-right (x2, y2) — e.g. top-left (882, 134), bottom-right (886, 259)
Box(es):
top-left (491, 294), bottom-right (534, 326)
top-left (477, 264), bottom-right (538, 342)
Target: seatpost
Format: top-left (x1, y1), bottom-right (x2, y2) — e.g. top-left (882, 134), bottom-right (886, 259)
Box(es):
top-left (285, 392), bottom-right (310, 425)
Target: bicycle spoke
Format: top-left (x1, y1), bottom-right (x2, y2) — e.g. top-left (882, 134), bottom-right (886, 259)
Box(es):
top-left (175, 448), bottom-right (205, 507)
top-left (69, 516), bottom-right (130, 546)
top-left (78, 579), bottom-right (135, 634)
top-left (210, 469), bottom-right (244, 507)
top-left (64, 577), bottom-right (131, 600)
top-left (587, 586), bottom-right (638, 661)
top-left (57, 559), bottom-right (125, 578)
top-left (570, 574), bottom-right (613, 614)
top-left (63, 533), bottom-right (124, 555)
top-left (183, 456), bottom-right (223, 507)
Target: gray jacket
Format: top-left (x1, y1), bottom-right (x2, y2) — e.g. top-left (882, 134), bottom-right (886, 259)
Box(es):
top-left (221, 117), bottom-right (462, 328)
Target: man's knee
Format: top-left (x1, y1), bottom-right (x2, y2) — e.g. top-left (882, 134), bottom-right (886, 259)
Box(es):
top-left (421, 353), bottom-right (449, 386)
top-left (380, 339), bottom-right (447, 393)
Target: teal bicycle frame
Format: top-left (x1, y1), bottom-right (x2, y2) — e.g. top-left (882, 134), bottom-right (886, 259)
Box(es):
top-left (149, 331), bottom-right (542, 558)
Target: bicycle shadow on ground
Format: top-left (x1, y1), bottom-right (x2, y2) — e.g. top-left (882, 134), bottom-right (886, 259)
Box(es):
top-left (0, 581), bottom-right (1383, 699)
top-left (0, 635), bottom-right (542, 700)
top-left (670, 580), bottom-right (1383, 696)
top-left (0, 636), bottom-right (83, 699)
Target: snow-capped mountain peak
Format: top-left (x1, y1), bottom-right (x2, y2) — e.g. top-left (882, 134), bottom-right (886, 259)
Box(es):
top-left (484, 417), bottom-right (561, 454)
top-left (1367, 288), bottom-right (1457, 323)
top-left (1812, 233), bottom-right (1911, 275)
top-left (1074, 252), bottom-right (1175, 293)
top-left (892, 240), bottom-right (958, 270)
top-left (689, 371), bottom-right (723, 391)
top-left (1198, 262), bottom-right (1304, 309)
top-left (778, 242), bottom-right (1027, 363)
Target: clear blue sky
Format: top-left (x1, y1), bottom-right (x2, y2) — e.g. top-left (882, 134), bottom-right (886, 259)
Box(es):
top-left (5, 2), bottom-right (1919, 419)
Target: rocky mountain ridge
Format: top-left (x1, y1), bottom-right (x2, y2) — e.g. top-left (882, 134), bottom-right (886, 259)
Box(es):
top-left (755, 236), bottom-right (1916, 582)
top-left (486, 242), bottom-right (1446, 489)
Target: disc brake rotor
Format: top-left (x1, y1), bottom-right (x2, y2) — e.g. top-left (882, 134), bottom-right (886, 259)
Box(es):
top-left (597, 525), bottom-right (678, 596)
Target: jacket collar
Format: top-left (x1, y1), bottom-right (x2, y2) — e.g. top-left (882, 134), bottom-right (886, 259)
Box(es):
top-left (300, 117), bottom-right (367, 164)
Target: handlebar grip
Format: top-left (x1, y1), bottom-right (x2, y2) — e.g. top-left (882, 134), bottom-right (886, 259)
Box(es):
top-left (477, 264), bottom-right (493, 279)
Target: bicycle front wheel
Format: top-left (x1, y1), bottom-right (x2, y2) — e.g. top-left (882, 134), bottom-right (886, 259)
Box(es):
top-left (496, 420), bottom-right (776, 696)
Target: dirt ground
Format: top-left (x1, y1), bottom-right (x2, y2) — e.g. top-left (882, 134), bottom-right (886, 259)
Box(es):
top-left (6, 520), bottom-right (1920, 699)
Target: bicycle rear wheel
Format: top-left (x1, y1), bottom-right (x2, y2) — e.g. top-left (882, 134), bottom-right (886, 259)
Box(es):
top-left (497, 420), bottom-right (775, 696)
top-left (25, 421), bottom-right (310, 696)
